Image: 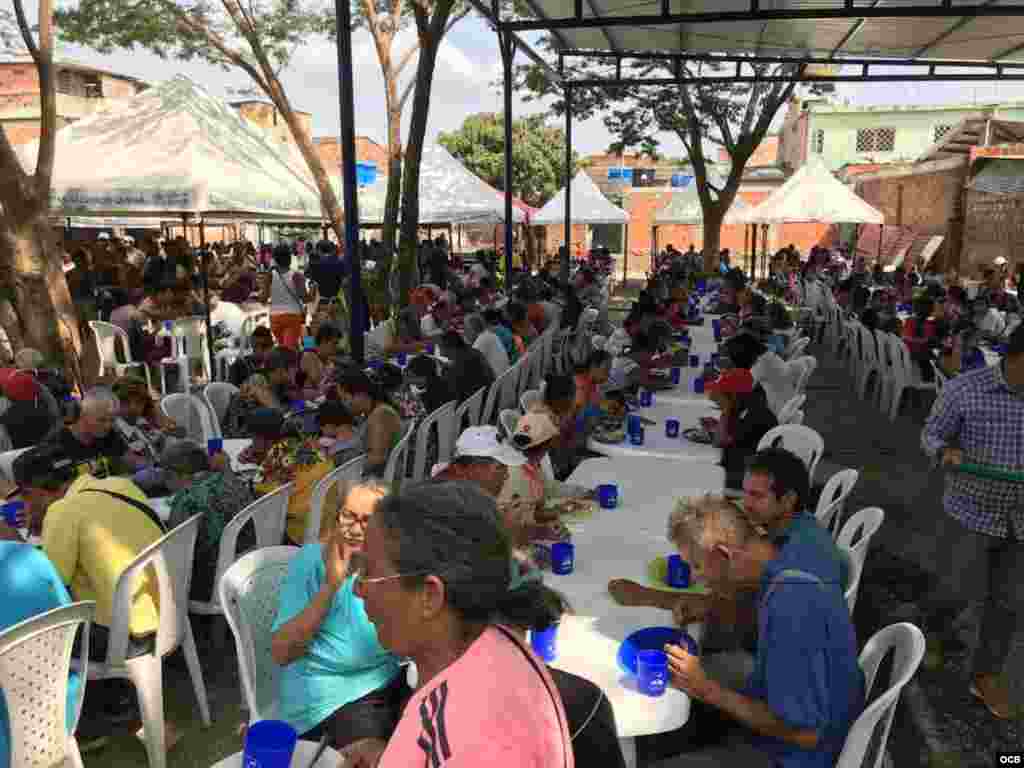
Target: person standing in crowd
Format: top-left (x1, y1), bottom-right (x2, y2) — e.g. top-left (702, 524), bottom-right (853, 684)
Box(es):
top-left (915, 324), bottom-right (1024, 719)
top-left (263, 243), bottom-right (313, 349)
top-left (473, 310), bottom-right (512, 377)
top-left (357, 482), bottom-right (574, 768)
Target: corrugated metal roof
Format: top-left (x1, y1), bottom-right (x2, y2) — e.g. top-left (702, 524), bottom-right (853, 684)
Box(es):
top-left (971, 159), bottom-right (1024, 196)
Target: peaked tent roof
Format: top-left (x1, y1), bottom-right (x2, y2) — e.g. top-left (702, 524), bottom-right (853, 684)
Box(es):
top-left (16, 75), bottom-right (323, 220)
top-left (533, 170), bottom-right (629, 226)
top-left (654, 178), bottom-right (751, 225)
top-left (328, 144), bottom-right (525, 225)
top-left (736, 159), bottom-right (884, 225)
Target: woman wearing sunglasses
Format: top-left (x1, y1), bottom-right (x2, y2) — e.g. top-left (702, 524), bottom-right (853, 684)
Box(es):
top-left (270, 480), bottom-right (406, 757)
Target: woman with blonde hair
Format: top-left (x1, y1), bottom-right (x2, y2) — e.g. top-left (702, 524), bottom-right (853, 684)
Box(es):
top-left (271, 480), bottom-right (405, 754)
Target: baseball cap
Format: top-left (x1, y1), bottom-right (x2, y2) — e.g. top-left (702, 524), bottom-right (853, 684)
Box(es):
top-left (0, 368), bottom-right (39, 401)
top-left (512, 411), bottom-right (560, 450)
top-left (12, 443), bottom-right (78, 488)
top-left (704, 368), bottom-right (755, 395)
top-left (454, 426), bottom-right (525, 467)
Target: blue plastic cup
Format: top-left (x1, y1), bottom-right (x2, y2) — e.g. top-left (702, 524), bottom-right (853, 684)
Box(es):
top-left (627, 413), bottom-right (642, 435)
top-left (670, 367), bottom-right (681, 385)
top-left (290, 400), bottom-right (305, 414)
top-left (689, 354), bottom-right (699, 368)
top-left (696, 279), bottom-right (706, 294)
top-left (302, 335), bottom-right (316, 350)
top-left (666, 554), bottom-right (691, 588)
top-left (163, 320), bottom-right (173, 333)
top-left (242, 719), bottom-right (298, 768)
top-left (639, 389), bottom-right (653, 408)
top-left (395, 352), bottom-right (407, 366)
top-left (710, 353), bottom-right (721, 368)
top-left (637, 649), bottom-right (669, 697)
top-left (665, 418), bottom-right (680, 439)
top-left (207, 438), bottom-right (223, 456)
top-left (426, 343), bottom-right (435, 355)
top-left (1, 501), bottom-right (23, 527)
top-left (694, 377), bottom-right (705, 394)
top-left (597, 483), bottom-right (618, 509)
top-left (368, 359), bottom-right (383, 370)
top-left (629, 426), bottom-right (645, 445)
top-left (551, 541), bottom-right (575, 575)
top-left (712, 318), bottom-right (721, 333)
top-left (531, 624), bottom-right (559, 661)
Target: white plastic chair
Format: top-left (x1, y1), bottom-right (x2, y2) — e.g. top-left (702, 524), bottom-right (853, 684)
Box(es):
top-left (203, 382), bottom-right (238, 430)
top-left (757, 424), bottom-right (825, 487)
top-left (219, 546), bottom-right (299, 723)
top-left (160, 393), bottom-right (220, 444)
top-left (190, 483), bottom-right (293, 615)
top-left (0, 601), bottom-right (94, 768)
top-left (784, 335), bottom-right (810, 361)
top-left (835, 623), bottom-right (925, 768)
top-left (210, 302), bottom-right (247, 381)
top-left (856, 325), bottom-right (884, 402)
top-left (499, 408), bottom-right (521, 439)
top-left (0, 446), bottom-right (30, 484)
top-left (481, 365), bottom-right (517, 427)
top-left (383, 421), bottom-right (415, 486)
top-left (410, 402), bottom-right (457, 484)
top-left (78, 515), bottom-right (210, 768)
top-left (931, 360), bottom-right (949, 397)
top-left (814, 468), bottom-right (860, 538)
top-left (843, 547), bottom-right (863, 614)
top-left (454, 386), bottom-right (487, 437)
top-left (884, 334), bottom-right (936, 422)
top-left (306, 455), bottom-right (367, 544)
top-left (520, 388), bottom-right (542, 413)
top-left (776, 394), bottom-right (807, 426)
top-left (89, 321), bottom-right (153, 391)
top-left (159, 316), bottom-right (212, 394)
top-left (791, 355), bottom-right (817, 394)
top-left (836, 506), bottom-right (885, 585)
top-left (551, 328), bottom-right (573, 375)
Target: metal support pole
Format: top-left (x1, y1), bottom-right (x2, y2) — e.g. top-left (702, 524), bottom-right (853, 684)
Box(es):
top-left (199, 219), bottom-right (216, 378)
top-left (500, 31), bottom-right (517, 285)
top-left (562, 86), bottom-right (573, 285)
top-left (336, 0), bottom-right (363, 362)
top-left (877, 223), bottom-right (885, 266)
top-left (622, 223), bottom-right (628, 284)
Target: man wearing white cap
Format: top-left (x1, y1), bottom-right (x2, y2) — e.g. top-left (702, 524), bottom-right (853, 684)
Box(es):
top-left (431, 425), bottom-right (525, 498)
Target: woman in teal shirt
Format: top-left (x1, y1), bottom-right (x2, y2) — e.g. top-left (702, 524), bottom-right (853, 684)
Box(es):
top-left (270, 481), bottom-right (404, 752)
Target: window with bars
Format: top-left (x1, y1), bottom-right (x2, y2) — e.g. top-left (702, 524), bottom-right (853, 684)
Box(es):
top-left (934, 123), bottom-right (954, 143)
top-left (811, 129), bottom-right (825, 154)
top-left (856, 127), bottom-right (896, 153)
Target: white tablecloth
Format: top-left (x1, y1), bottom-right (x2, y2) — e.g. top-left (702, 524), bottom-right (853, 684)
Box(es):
top-left (544, 458), bottom-right (724, 739)
top-left (588, 401), bottom-right (720, 463)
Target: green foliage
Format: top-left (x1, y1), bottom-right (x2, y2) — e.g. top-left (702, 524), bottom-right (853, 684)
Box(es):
top-left (436, 112), bottom-right (576, 209)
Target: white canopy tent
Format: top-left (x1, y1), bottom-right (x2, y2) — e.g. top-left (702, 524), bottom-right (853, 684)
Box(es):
top-left (654, 183), bottom-right (751, 225)
top-left (330, 144), bottom-right (525, 226)
top-left (736, 159), bottom-right (884, 225)
top-left (16, 75), bottom-right (323, 221)
top-left (533, 170), bottom-right (629, 226)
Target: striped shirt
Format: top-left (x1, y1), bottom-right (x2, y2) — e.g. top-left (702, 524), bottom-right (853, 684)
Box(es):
top-left (922, 363), bottom-right (1024, 539)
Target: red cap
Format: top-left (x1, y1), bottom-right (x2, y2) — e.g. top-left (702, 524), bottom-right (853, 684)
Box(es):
top-left (704, 368), bottom-right (755, 396)
top-left (0, 368), bottom-right (39, 402)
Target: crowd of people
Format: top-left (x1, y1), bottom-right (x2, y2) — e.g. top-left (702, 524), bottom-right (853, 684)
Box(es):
top-left (0, 227), bottom-right (1020, 767)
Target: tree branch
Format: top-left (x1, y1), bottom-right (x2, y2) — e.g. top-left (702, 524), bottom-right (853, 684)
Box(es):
top-left (393, 40), bottom-right (420, 77)
top-left (398, 73), bottom-right (415, 109)
top-left (0, 122), bottom-right (30, 213)
top-left (33, 0), bottom-right (55, 202)
top-left (168, 3), bottom-right (271, 93)
top-left (11, 0), bottom-right (39, 63)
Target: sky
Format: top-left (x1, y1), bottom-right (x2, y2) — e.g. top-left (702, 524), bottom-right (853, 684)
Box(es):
top-left (17, 9), bottom-right (1024, 156)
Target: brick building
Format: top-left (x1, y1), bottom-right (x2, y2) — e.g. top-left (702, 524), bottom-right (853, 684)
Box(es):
top-left (0, 56), bottom-right (148, 145)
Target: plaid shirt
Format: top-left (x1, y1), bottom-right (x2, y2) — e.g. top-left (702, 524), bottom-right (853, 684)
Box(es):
top-left (922, 363), bottom-right (1024, 539)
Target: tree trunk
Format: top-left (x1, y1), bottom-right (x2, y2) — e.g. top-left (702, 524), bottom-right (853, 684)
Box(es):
top-left (397, 0), bottom-right (455, 307)
top-left (382, 106), bottom-right (402, 272)
top-left (524, 225), bottom-right (537, 270)
top-left (0, 212), bottom-right (83, 385)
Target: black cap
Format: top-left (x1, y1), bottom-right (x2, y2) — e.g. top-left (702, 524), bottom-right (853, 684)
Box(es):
top-left (12, 443), bottom-right (79, 488)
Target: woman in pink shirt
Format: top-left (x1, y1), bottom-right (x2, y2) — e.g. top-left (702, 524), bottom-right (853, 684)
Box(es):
top-left (352, 482), bottom-right (574, 768)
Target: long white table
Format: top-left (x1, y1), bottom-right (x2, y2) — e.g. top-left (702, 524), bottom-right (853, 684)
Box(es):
top-left (547, 458), bottom-right (725, 763)
top-left (588, 400), bottom-right (721, 463)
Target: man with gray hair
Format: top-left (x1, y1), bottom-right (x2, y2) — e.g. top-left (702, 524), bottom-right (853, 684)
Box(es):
top-left (652, 494), bottom-right (864, 768)
top-left (43, 387), bottom-right (144, 477)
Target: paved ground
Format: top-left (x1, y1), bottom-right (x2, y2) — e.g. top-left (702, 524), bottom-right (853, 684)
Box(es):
top-left (80, 299), bottom-right (1023, 767)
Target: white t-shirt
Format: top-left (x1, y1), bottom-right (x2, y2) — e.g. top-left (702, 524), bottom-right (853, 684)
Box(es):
top-left (473, 330), bottom-right (511, 377)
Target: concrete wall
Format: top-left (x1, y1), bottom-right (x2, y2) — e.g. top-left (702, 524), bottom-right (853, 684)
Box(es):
top-left (716, 135), bottom-right (780, 167)
top-left (963, 190), bottom-right (1024, 276)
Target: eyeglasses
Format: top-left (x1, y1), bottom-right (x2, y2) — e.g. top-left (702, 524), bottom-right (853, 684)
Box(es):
top-left (352, 569), bottom-right (430, 587)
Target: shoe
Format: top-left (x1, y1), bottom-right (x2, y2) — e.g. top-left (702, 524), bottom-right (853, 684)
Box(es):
top-left (970, 674), bottom-right (1015, 720)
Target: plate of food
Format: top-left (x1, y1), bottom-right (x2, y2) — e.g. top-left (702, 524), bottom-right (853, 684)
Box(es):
top-left (645, 557), bottom-right (712, 594)
top-left (682, 427), bottom-right (714, 445)
top-left (593, 424), bottom-right (626, 443)
top-left (545, 497), bottom-right (598, 521)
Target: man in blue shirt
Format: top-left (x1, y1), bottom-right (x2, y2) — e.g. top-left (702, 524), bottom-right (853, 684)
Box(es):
top-left (0, 538), bottom-right (83, 767)
top-left (657, 497), bottom-right (864, 767)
